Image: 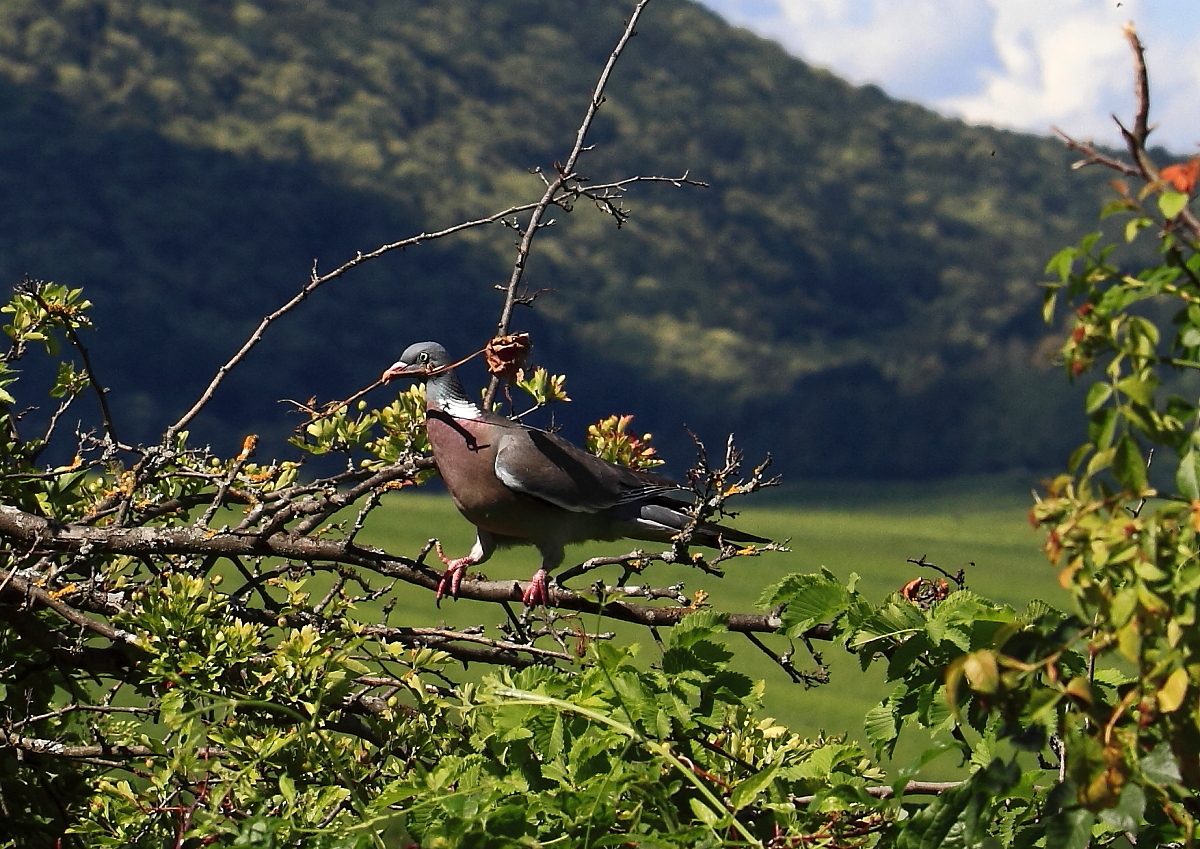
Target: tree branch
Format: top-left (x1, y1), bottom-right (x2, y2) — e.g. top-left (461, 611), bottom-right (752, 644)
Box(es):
top-left (0, 569), bottom-right (139, 646)
top-left (485, 0), bottom-right (655, 407)
top-left (163, 201), bottom-right (552, 443)
top-left (791, 781), bottom-right (963, 806)
top-left (0, 503), bottom-right (828, 639)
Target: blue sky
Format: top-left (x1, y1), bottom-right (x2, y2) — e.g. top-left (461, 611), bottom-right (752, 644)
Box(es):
top-left (697, 0), bottom-right (1199, 154)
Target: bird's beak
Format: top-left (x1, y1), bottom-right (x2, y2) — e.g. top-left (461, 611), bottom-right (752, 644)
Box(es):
top-left (381, 360), bottom-right (418, 383)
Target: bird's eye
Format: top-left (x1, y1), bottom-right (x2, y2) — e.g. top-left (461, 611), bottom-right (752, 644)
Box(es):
top-left (418, 352), bottom-right (429, 364)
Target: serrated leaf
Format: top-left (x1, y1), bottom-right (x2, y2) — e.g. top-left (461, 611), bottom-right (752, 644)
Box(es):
top-left (895, 776), bottom-right (977, 849)
top-left (864, 695), bottom-right (901, 758)
top-left (665, 610), bottom-right (726, 649)
top-left (767, 573), bottom-right (850, 637)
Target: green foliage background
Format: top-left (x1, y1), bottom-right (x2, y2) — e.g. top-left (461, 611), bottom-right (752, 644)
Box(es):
top-left (0, 0), bottom-right (1128, 477)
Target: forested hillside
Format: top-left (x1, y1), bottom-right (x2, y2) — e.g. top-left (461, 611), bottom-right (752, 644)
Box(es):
top-left (0, 0), bottom-right (1124, 476)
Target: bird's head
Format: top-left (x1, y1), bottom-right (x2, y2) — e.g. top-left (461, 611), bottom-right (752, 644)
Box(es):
top-left (381, 341), bottom-right (453, 383)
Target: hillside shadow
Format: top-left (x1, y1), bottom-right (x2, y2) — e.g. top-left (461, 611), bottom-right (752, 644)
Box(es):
top-left (0, 79), bottom-right (502, 455)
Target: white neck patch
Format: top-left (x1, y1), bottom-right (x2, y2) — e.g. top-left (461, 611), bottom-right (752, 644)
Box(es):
top-left (440, 397), bottom-right (483, 420)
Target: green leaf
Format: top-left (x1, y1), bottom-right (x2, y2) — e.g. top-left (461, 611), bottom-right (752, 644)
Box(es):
top-left (729, 763), bottom-right (778, 812)
top-left (688, 796), bottom-right (720, 826)
top-left (1141, 742), bottom-right (1182, 785)
top-left (895, 771), bottom-right (986, 849)
top-left (1089, 408), bottom-right (1118, 451)
top-left (1115, 377), bottom-right (1154, 407)
top-left (1125, 216), bottom-right (1152, 242)
top-left (1067, 442), bottom-right (1093, 474)
top-left (1044, 806), bottom-right (1096, 849)
top-left (1160, 190), bottom-right (1189, 219)
top-left (1100, 198), bottom-right (1135, 219)
top-left (1042, 288), bottom-right (1059, 323)
top-left (864, 695), bottom-right (901, 758)
top-left (1177, 450), bottom-right (1200, 500)
top-left (1085, 382), bottom-right (1113, 414)
top-left (762, 572), bottom-right (850, 637)
top-left (1045, 246), bottom-right (1078, 281)
top-left (1099, 782), bottom-right (1146, 833)
top-left (279, 774), bottom-right (296, 807)
top-left (961, 650), bottom-right (1000, 694)
top-left (1180, 326), bottom-right (1200, 349)
top-left (1113, 435), bottom-right (1147, 492)
top-left (665, 610), bottom-right (727, 649)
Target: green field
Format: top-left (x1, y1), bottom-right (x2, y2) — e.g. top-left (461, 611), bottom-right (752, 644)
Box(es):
top-left (355, 474), bottom-right (1063, 766)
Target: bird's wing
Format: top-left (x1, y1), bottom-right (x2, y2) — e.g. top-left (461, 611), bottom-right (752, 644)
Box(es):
top-left (494, 426), bottom-right (684, 513)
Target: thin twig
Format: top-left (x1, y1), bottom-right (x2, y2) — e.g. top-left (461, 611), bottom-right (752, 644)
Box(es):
top-left (25, 285), bottom-right (126, 450)
top-left (485, 0), bottom-right (655, 408)
top-left (1120, 24), bottom-right (1152, 164)
top-left (792, 781), bottom-right (963, 806)
top-left (0, 569), bottom-right (139, 646)
top-left (164, 205), bottom-right (544, 443)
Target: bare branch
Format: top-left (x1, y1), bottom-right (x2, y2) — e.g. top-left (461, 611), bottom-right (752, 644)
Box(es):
top-left (792, 781), bottom-right (963, 806)
top-left (163, 203), bottom-right (548, 442)
top-left (485, 0), bottom-right (656, 407)
top-left (0, 569), bottom-right (140, 646)
top-left (361, 624), bottom-right (576, 665)
top-left (1122, 23), bottom-right (1152, 157)
top-left (1052, 129), bottom-right (1142, 178)
top-left (1055, 26), bottom-right (1200, 242)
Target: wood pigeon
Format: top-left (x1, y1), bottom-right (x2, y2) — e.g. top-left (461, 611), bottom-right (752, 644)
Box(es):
top-left (382, 341), bottom-right (768, 605)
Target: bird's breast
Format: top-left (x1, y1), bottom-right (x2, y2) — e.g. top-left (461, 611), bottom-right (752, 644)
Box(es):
top-left (425, 411), bottom-right (509, 512)
top-left (424, 410), bottom-right (600, 544)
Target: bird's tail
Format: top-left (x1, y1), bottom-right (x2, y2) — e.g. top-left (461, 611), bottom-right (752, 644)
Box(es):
top-left (635, 504), bottom-right (769, 548)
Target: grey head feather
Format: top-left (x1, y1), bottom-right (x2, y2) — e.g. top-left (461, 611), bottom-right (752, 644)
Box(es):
top-left (388, 341), bottom-right (477, 411)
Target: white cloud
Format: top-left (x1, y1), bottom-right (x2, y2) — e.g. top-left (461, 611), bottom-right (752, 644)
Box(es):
top-left (941, 2), bottom-right (1134, 143)
top-left (700, 0), bottom-right (1200, 152)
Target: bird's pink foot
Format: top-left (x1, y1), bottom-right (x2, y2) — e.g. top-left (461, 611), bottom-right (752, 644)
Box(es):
top-left (522, 568), bottom-right (552, 607)
top-left (434, 542), bottom-right (473, 601)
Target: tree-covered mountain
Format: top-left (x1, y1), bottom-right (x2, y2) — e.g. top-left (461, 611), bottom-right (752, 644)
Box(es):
top-left (0, 0), bottom-right (1123, 477)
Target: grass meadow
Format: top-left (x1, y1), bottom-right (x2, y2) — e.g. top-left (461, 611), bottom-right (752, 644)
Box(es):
top-left (355, 474), bottom-right (1064, 772)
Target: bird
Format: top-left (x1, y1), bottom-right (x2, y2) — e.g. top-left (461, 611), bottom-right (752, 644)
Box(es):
top-left (381, 341), bottom-right (768, 606)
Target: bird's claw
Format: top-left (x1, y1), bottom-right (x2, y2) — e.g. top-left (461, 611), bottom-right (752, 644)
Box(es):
top-left (522, 568), bottom-right (552, 607)
top-left (434, 543), bottom-right (473, 602)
